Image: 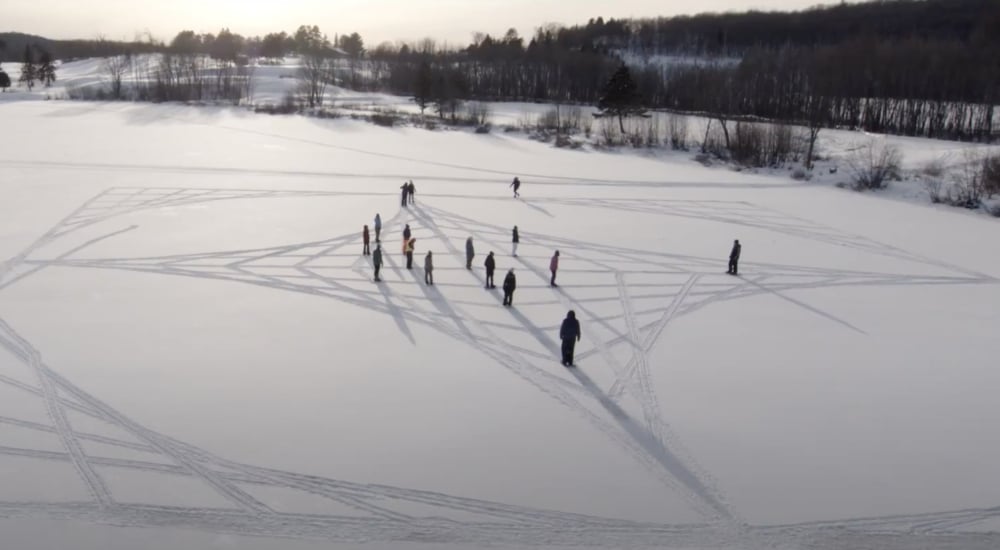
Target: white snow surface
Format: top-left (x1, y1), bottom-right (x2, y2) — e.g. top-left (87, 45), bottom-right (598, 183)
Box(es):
top-left (1, 92), bottom-right (999, 550)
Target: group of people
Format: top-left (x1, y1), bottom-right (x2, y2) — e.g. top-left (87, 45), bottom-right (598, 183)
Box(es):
top-left (400, 180), bottom-right (416, 206)
top-left (362, 215), bottom-right (570, 305)
top-left (357, 178), bottom-right (745, 367)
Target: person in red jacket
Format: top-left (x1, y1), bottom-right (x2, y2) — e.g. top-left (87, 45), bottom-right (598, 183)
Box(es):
top-left (362, 225), bottom-right (371, 256)
top-left (549, 250), bottom-right (560, 287)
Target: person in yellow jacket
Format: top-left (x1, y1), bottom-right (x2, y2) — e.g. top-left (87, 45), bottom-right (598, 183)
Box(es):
top-left (405, 238), bottom-right (416, 269)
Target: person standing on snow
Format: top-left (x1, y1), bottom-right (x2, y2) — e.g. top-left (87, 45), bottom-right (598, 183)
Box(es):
top-left (400, 182), bottom-right (409, 207)
top-left (408, 181), bottom-right (416, 205)
top-left (372, 244), bottom-right (383, 282)
top-left (728, 239), bottom-right (742, 275)
top-left (374, 213), bottom-right (382, 242)
top-left (402, 224), bottom-right (412, 254)
top-left (559, 310), bottom-right (581, 367)
top-left (362, 225), bottom-right (371, 256)
top-left (549, 250), bottom-right (560, 287)
top-left (424, 250), bottom-right (434, 285)
top-left (465, 237), bottom-right (475, 270)
top-left (484, 251), bottom-right (496, 288)
top-left (502, 269), bottom-right (517, 306)
top-left (512, 225), bottom-right (519, 257)
top-left (510, 177), bottom-right (521, 198)
top-left (406, 238), bottom-right (416, 269)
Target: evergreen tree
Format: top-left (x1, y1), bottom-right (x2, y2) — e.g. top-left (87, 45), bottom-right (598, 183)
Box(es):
top-left (596, 64), bottom-right (647, 133)
top-left (293, 25), bottom-right (327, 54)
top-left (0, 69), bottom-right (11, 92)
top-left (19, 45), bottom-right (37, 90)
top-left (38, 50), bottom-right (57, 87)
top-left (339, 32), bottom-right (365, 59)
top-left (210, 29), bottom-right (242, 61)
top-left (260, 32), bottom-right (289, 60)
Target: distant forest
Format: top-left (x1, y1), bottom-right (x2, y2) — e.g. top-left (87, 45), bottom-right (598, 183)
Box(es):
top-left (3, 0), bottom-right (999, 140)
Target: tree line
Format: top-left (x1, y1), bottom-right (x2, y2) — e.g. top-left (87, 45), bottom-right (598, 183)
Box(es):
top-left (7, 0), bottom-right (999, 141)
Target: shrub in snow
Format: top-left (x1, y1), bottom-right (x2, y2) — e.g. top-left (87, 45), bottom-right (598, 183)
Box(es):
top-left (728, 122), bottom-right (797, 168)
top-left (370, 112), bottom-right (397, 127)
top-left (984, 155), bottom-right (1000, 198)
top-left (921, 157), bottom-right (949, 179)
top-left (944, 150), bottom-right (999, 208)
top-left (700, 124), bottom-right (729, 159)
top-left (667, 114), bottom-right (688, 150)
top-left (923, 177), bottom-right (945, 203)
top-left (464, 101), bottom-right (492, 127)
top-left (847, 139), bottom-right (901, 191)
top-left (792, 168), bottom-right (811, 181)
top-left (694, 153), bottom-right (714, 166)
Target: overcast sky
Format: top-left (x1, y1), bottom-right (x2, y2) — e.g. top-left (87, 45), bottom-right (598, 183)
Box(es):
top-left (5, 0), bottom-right (833, 45)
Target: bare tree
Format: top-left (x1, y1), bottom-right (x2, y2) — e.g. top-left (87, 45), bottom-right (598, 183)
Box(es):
top-left (299, 53), bottom-right (332, 108)
top-left (104, 52), bottom-right (133, 99)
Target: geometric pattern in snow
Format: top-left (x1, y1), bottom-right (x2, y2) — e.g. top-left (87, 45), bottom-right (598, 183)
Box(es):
top-left (2, 186), bottom-right (998, 546)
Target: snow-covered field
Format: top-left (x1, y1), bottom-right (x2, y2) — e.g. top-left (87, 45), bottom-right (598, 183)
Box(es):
top-left (1, 73), bottom-right (1000, 550)
top-left (7, 56), bottom-right (1000, 211)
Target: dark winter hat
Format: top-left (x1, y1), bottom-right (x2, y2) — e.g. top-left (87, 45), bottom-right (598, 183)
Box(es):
top-left (568, 310), bottom-right (576, 318)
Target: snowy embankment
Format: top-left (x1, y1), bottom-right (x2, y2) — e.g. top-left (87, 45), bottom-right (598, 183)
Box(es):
top-left (1, 78), bottom-right (999, 550)
top-left (4, 55), bottom-right (999, 218)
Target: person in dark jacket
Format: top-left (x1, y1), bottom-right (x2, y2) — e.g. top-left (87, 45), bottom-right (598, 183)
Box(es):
top-left (559, 310), bottom-right (581, 366)
top-left (406, 238), bottom-right (416, 269)
top-left (512, 225), bottom-right (519, 257)
top-left (400, 182), bottom-right (409, 207)
top-left (484, 251), bottom-right (496, 288)
top-left (549, 250), bottom-right (560, 287)
top-left (372, 244), bottom-right (383, 282)
top-left (502, 269), bottom-right (516, 306)
top-left (510, 177), bottom-right (521, 198)
top-left (728, 239), bottom-right (742, 275)
top-left (362, 225), bottom-right (371, 256)
top-left (408, 181), bottom-right (416, 205)
top-left (465, 237), bottom-right (475, 269)
top-left (402, 224), bottom-right (411, 254)
top-left (374, 213), bottom-right (382, 242)
top-left (424, 250), bottom-right (433, 285)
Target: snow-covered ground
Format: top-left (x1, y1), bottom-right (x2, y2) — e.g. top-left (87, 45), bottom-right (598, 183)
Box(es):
top-left (1, 74), bottom-right (1000, 549)
top-left (6, 55), bottom-right (998, 217)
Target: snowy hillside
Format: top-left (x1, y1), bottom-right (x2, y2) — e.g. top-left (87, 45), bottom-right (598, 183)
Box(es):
top-left (5, 55), bottom-right (1000, 217)
top-left (1, 97), bottom-right (999, 550)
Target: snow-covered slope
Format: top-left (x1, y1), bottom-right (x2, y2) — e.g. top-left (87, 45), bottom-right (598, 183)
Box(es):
top-left (1, 99), bottom-right (999, 550)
